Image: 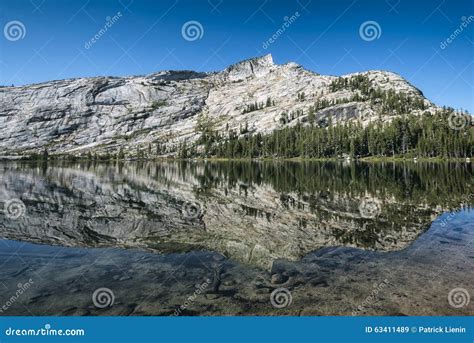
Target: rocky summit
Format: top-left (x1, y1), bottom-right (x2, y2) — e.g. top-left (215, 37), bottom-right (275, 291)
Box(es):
top-left (0, 54), bottom-right (436, 158)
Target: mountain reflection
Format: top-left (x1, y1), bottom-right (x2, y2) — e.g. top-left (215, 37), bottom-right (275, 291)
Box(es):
top-left (0, 160), bottom-right (472, 269)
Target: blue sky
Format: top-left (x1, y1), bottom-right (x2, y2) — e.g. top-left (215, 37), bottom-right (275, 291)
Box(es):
top-left (0, 0), bottom-right (473, 112)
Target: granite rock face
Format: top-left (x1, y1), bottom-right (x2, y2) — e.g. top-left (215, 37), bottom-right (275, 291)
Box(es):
top-left (0, 54), bottom-right (435, 157)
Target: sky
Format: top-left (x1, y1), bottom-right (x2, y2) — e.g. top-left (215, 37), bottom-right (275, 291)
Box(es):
top-left (0, 0), bottom-right (473, 112)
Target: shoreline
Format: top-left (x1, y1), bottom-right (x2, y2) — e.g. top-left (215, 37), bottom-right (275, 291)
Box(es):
top-left (0, 155), bottom-right (471, 163)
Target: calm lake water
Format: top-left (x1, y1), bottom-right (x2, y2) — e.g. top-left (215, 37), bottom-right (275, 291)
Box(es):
top-left (0, 160), bottom-right (472, 315)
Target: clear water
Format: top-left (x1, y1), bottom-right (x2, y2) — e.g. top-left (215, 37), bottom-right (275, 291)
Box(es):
top-left (0, 160), bottom-right (472, 315)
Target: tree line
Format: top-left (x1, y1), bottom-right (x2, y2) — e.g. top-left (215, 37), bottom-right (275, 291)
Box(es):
top-left (184, 108), bottom-right (473, 159)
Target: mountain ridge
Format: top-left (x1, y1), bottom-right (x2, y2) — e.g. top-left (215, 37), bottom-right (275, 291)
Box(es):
top-left (0, 54), bottom-right (457, 158)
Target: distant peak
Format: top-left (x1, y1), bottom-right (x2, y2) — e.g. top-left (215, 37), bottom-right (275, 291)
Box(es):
top-left (223, 54), bottom-right (275, 81)
top-left (256, 53), bottom-right (274, 65)
top-left (235, 54), bottom-right (274, 66)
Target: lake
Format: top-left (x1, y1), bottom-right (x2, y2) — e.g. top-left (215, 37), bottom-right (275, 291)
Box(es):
top-left (0, 160), bottom-right (472, 315)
